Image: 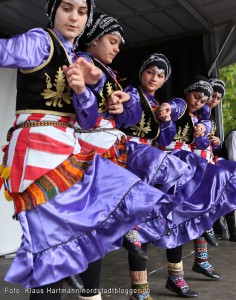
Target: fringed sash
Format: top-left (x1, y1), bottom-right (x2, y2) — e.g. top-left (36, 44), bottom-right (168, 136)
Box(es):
top-left (11, 151), bottom-right (95, 215)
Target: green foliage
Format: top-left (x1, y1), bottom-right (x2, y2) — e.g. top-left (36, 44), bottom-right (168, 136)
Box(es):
top-left (219, 63), bottom-right (236, 135)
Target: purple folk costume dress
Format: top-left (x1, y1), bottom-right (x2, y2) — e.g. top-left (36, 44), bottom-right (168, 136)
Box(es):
top-left (114, 55), bottom-right (234, 249)
top-left (119, 86), bottom-right (232, 248)
top-left (197, 78), bottom-right (236, 210)
top-left (75, 14), bottom-right (191, 203)
top-left (196, 77), bottom-right (225, 157)
top-left (149, 76), bottom-right (236, 248)
top-left (74, 17), bottom-right (236, 253)
top-left (74, 50), bottom-right (190, 232)
top-left (0, 26), bottom-right (182, 289)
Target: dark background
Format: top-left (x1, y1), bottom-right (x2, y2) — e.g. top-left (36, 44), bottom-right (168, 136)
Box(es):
top-left (112, 34), bottom-right (208, 102)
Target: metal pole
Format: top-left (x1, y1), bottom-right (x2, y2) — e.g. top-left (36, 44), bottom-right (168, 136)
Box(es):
top-left (208, 24), bottom-right (235, 76)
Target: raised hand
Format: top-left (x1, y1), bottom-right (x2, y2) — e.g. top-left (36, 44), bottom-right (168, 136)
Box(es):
top-left (110, 91), bottom-right (130, 103)
top-left (193, 123), bottom-right (206, 138)
top-left (62, 61), bottom-right (85, 95)
top-left (76, 57), bottom-right (103, 85)
top-left (157, 102), bottom-right (171, 122)
top-left (106, 92), bottom-right (125, 115)
top-left (210, 135), bottom-right (221, 146)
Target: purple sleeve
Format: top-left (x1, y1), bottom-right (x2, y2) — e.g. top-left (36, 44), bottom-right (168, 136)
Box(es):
top-left (157, 121), bottom-right (176, 146)
top-left (169, 98), bottom-right (186, 121)
top-left (73, 88), bottom-right (98, 129)
top-left (76, 51), bottom-right (106, 94)
top-left (115, 85), bottom-right (142, 128)
top-left (196, 105), bottom-right (210, 120)
top-left (0, 28), bottom-right (50, 68)
top-left (156, 98), bottom-right (185, 146)
top-left (201, 120), bottom-right (212, 135)
top-left (192, 115), bottom-right (210, 149)
top-left (75, 53), bottom-right (142, 128)
top-left (212, 143), bottom-right (221, 151)
top-left (194, 136), bottom-right (211, 149)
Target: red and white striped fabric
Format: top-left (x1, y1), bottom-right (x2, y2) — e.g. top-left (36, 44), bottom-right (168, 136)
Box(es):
top-left (158, 141), bottom-right (192, 152)
top-left (190, 144), bottom-right (214, 163)
top-left (126, 136), bottom-right (152, 146)
top-left (7, 113), bottom-right (80, 193)
top-left (158, 141), bottom-right (214, 163)
top-left (76, 116), bottom-right (125, 155)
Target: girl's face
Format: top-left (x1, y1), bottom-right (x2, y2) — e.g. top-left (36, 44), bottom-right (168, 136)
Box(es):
top-left (54, 0), bottom-right (88, 43)
top-left (185, 91), bottom-right (209, 113)
top-left (208, 91), bottom-right (222, 108)
top-left (140, 67), bottom-right (165, 95)
top-left (88, 34), bottom-right (122, 65)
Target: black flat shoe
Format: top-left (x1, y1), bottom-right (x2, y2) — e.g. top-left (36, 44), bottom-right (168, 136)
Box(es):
top-left (122, 237), bottom-right (149, 261)
top-left (202, 230), bottom-right (219, 247)
top-left (64, 275), bottom-right (84, 290)
top-left (165, 278), bottom-right (198, 298)
top-left (192, 263), bottom-right (222, 279)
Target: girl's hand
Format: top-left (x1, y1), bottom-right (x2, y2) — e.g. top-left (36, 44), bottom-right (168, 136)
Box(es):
top-left (110, 91), bottom-right (130, 103)
top-left (157, 102), bottom-right (171, 122)
top-left (76, 57), bottom-right (103, 85)
top-left (106, 94), bottom-right (124, 114)
top-left (194, 123), bottom-right (206, 138)
top-left (62, 62), bottom-right (85, 95)
top-left (210, 135), bottom-right (221, 146)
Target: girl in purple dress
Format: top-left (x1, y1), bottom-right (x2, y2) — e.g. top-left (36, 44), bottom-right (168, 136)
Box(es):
top-left (120, 61), bottom-right (221, 298)
top-left (118, 62), bottom-right (236, 298)
top-left (155, 76), bottom-right (226, 298)
top-left (64, 13), bottom-right (236, 299)
top-left (0, 2), bottom-right (190, 300)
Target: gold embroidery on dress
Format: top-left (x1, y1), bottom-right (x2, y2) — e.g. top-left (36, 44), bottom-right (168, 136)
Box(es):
top-left (41, 67), bottom-right (72, 108)
top-left (98, 81), bottom-right (114, 113)
top-left (208, 120), bottom-right (216, 137)
top-left (106, 81), bottom-right (113, 96)
top-left (130, 111), bottom-right (151, 137)
top-left (98, 89), bottom-right (106, 112)
top-left (174, 123), bottom-right (190, 142)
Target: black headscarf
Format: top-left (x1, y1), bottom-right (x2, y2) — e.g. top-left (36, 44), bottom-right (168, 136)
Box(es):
top-left (184, 75), bottom-right (213, 99)
top-left (78, 12), bottom-right (125, 50)
top-left (45, 0), bottom-right (95, 46)
top-left (138, 53), bottom-right (171, 83)
top-left (210, 77), bottom-right (226, 98)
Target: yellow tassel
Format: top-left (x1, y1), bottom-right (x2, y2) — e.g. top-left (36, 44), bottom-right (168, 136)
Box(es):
top-left (1, 166), bottom-right (11, 180)
top-left (0, 164), bottom-right (3, 176)
top-left (4, 190), bottom-right (13, 201)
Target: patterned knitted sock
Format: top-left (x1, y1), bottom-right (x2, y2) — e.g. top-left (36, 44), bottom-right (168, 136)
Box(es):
top-left (130, 283), bottom-right (152, 300)
top-left (167, 261), bottom-right (189, 291)
top-left (193, 237), bottom-right (214, 271)
top-left (129, 270), bottom-right (153, 300)
top-left (125, 225), bottom-right (141, 247)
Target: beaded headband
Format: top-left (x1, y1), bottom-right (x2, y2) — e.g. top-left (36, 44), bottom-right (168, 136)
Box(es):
top-left (139, 53), bottom-right (171, 83)
top-left (45, 0), bottom-right (95, 47)
top-left (184, 78), bottom-right (213, 100)
top-left (81, 13), bottom-right (125, 46)
top-left (210, 77), bottom-right (225, 98)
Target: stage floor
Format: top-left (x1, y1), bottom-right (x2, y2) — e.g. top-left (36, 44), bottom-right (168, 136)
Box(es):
top-left (1, 239), bottom-right (235, 300)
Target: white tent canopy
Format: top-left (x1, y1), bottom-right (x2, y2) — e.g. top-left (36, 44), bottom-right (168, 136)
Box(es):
top-left (0, 0), bottom-right (236, 68)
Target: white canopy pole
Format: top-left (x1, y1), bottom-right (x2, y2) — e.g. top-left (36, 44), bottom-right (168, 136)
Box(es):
top-left (208, 24), bottom-right (235, 76)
